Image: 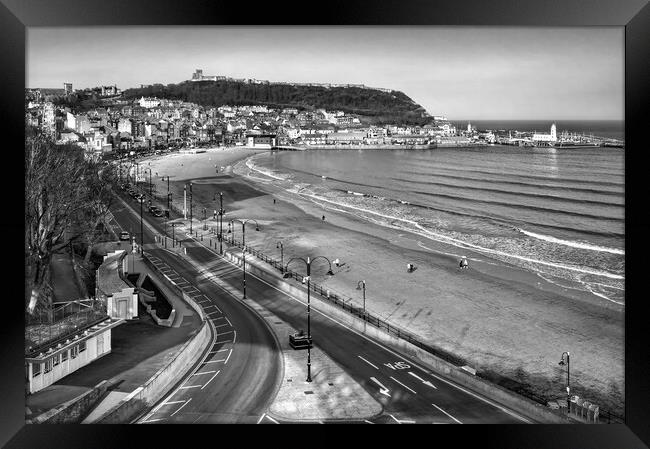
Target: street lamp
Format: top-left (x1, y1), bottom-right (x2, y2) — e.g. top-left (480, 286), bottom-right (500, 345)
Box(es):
top-left (165, 175), bottom-right (171, 210)
top-left (284, 256), bottom-right (334, 382)
top-left (144, 167), bottom-right (152, 196)
top-left (189, 182), bottom-right (193, 234)
top-left (214, 192), bottom-right (224, 255)
top-left (139, 196), bottom-right (144, 253)
top-left (276, 241), bottom-right (284, 273)
top-left (356, 280), bottom-right (366, 317)
top-left (559, 351), bottom-right (571, 414)
top-left (231, 219), bottom-right (260, 299)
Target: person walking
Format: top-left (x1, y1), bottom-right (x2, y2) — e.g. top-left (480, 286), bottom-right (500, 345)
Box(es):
top-left (459, 256), bottom-right (469, 269)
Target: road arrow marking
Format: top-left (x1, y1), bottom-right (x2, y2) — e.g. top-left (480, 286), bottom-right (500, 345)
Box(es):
top-left (408, 371), bottom-right (437, 389)
top-left (370, 377), bottom-right (391, 397)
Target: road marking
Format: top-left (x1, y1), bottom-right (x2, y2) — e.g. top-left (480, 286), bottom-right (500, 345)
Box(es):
top-left (431, 403), bottom-right (462, 424)
top-left (162, 400), bottom-right (186, 405)
top-left (214, 340), bottom-right (233, 345)
top-left (233, 330), bottom-right (237, 344)
top-left (204, 359), bottom-right (226, 364)
top-left (389, 376), bottom-right (417, 394)
top-left (215, 348), bottom-right (229, 352)
top-left (170, 398), bottom-right (192, 417)
top-left (206, 311), bottom-right (221, 316)
top-left (218, 330), bottom-right (233, 335)
top-left (201, 370), bottom-right (221, 390)
top-left (225, 317), bottom-right (233, 326)
top-left (179, 385), bottom-right (201, 390)
top-left (225, 348), bottom-right (233, 364)
top-left (203, 304), bottom-right (216, 308)
top-left (370, 377), bottom-right (391, 397)
top-left (214, 323), bottom-right (230, 328)
top-left (192, 370), bottom-right (217, 376)
top-left (232, 264), bottom-right (532, 423)
top-left (388, 414), bottom-right (402, 424)
top-left (142, 418), bottom-right (165, 423)
top-left (358, 355), bottom-right (379, 370)
top-left (265, 415), bottom-right (279, 424)
top-left (364, 420), bottom-right (374, 424)
top-left (257, 414), bottom-right (266, 424)
top-left (408, 371), bottom-right (437, 389)
top-left (399, 419), bottom-right (416, 424)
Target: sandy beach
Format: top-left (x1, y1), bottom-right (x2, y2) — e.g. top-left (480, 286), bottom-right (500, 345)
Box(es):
top-left (139, 147), bottom-right (624, 417)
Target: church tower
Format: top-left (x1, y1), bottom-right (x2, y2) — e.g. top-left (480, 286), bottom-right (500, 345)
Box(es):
top-left (550, 123), bottom-right (557, 141)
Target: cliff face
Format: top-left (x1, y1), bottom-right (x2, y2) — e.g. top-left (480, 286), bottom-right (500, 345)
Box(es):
top-left (123, 80), bottom-right (430, 125)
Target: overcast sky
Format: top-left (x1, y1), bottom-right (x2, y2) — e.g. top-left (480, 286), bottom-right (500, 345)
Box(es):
top-left (27, 27), bottom-right (624, 121)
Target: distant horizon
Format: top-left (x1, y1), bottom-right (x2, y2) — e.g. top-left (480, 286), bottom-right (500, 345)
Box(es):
top-left (27, 27), bottom-right (624, 121)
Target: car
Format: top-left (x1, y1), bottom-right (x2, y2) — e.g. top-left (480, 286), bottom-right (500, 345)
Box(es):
top-left (119, 231), bottom-right (130, 241)
top-left (152, 209), bottom-right (164, 217)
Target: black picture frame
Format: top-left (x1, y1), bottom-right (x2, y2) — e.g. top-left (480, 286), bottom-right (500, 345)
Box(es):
top-left (3, 0), bottom-right (648, 447)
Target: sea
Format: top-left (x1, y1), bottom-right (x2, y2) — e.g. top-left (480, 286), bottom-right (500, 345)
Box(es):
top-left (242, 120), bottom-right (625, 306)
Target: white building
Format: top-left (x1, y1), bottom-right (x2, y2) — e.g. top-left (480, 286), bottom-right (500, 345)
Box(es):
top-left (138, 97), bottom-right (161, 109)
top-left (533, 123), bottom-right (558, 143)
top-left (25, 317), bottom-right (123, 394)
top-left (97, 250), bottom-right (138, 320)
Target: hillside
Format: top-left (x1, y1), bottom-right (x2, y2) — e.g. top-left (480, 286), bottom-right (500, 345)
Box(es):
top-left (122, 80), bottom-right (431, 125)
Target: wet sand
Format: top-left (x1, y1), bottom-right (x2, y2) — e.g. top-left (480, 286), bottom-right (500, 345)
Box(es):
top-left (141, 147), bottom-right (625, 417)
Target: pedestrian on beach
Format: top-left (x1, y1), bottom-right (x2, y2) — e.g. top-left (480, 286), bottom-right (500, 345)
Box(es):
top-left (459, 256), bottom-right (469, 269)
top-left (322, 215), bottom-right (326, 221)
top-left (273, 198), bottom-right (276, 204)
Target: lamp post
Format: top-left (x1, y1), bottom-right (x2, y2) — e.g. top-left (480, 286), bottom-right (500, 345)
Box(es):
top-left (356, 280), bottom-right (366, 316)
top-left (139, 197), bottom-right (144, 254)
top-left (559, 351), bottom-right (571, 414)
top-left (165, 175), bottom-right (171, 210)
top-left (231, 218), bottom-right (260, 299)
top-left (145, 167), bottom-right (152, 196)
top-left (284, 256), bottom-right (334, 382)
top-left (188, 181), bottom-right (193, 234)
top-left (215, 192), bottom-right (224, 255)
top-left (276, 241), bottom-right (284, 273)
top-left (228, 221), bottom-right (234, 244)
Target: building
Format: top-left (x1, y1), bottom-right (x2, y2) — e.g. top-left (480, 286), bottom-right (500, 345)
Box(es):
top-left (25, 316), bottom-right (123, 394)
top-left (138, 97), bottom-right (161, 109)
top-left (63, 83), bottom-right (73, 94)
top-left (532, 123), bottom-right (558, 144)
top-left (246, 133), bottom-right (277, 148)
top-left (96, 250), bottom-right (138, 320)
top-left (190, 69), bottom-right (225, 82)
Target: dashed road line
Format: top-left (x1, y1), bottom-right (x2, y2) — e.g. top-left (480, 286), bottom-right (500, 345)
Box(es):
top-left (431, 403), bottom-right (462, 424)
top-left (162, 400), bottom-right (186, 405)
top-left (170, 398), bottom-right (192, 417)
top-left (203, 359), bottom-right (226, 364)
top-left (214, 323), bottom-right (230, 328)
top-left (192, 370), bottom-right (217, 377)
top-left (358, 355), bottom-right (379, 370)
top-left (142, 418), bottom-right (165, 423)
top-left (200, 370), bottom-right (221, 390)
top-left (179, 385), bottom-right (202, 390)
top-left (224, 317), bottom-right (232, 326)
top-left (225, 348), bottom-right (233, 364)
top-left (389, 376), bottom-right (417, 394)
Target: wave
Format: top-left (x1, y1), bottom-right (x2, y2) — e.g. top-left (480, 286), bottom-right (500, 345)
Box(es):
top-left (518, 229), bottom-right (624, 255)
top-left (295, 188), bottom-right (624, 281)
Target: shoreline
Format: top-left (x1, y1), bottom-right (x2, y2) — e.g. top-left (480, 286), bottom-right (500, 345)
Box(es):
top-left (141, 147), bottom-right (625, 417)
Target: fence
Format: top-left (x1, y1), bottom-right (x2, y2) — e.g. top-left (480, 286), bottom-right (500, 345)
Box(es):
top-left (225, 237), bottom-right (625, 424)
top-left (25, 299), bottom-right (107, 354)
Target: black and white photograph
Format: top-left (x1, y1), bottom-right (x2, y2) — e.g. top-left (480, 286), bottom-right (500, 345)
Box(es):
top-left (5, 0), bottom-right (649, 445)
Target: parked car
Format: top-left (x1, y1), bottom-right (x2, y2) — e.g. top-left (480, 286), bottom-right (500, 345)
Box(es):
top-left (152, 209), bottom-right (164, 217)
top-left (119, 231), bottom-right (130, 241)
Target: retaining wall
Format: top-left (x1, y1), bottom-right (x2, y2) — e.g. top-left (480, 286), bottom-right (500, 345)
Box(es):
top-left (28, 380), bottom-right (110, 424)
top-left (224, 249), bottom-right (571, 424)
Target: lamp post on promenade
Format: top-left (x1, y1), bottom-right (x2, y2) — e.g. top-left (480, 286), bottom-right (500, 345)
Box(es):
top-left (165, 176), bottom-right (171, 210)
top-left (559, 352), bottom-right (571, 414)
top-left (284, 256), bottom-right (334, 382)
top-left (214, 192), bottom-right (224, 255)
top-left (188, 182), bottom-right (193, 234)
top-left (139, 197), bottom-right (144, 254)
top-left (276, 241), bottom-right (284, 273)
top-left (356, 280), bottom-right (366, 317)
top-left (228, 221), bottom-right (234, 244)
top-left (231, 219), bottom-right (260, 299)
top-left (145, 167), bottom-right (152, 196)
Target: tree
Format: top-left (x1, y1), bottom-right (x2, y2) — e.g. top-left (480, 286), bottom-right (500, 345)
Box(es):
top-left (25, 126), bottom-right (117, 316)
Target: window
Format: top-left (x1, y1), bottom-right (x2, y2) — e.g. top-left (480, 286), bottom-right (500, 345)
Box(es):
top-left (61, 350), bottom-right (69, 362)
top-left (32, 363), bottom-right (41, 377)
top-left (79, 341), bottom-right (86, 353)
top-left (44, 359), bottom-right (53, 374)
top-left (53, 354), bottom-right (60, 366)
top-left (71, 346), bottom-right (79, 359)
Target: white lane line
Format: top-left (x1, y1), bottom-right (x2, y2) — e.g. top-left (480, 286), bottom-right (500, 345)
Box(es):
top-left (266, 415), bottom-right (279, 424)
top-left (225, 348), bottom-right (233, 364)
top-left (214, 323), bottom-right (230, 328)
top-left (162, 400), bottom-right (186, 405)
top-left (201, 370), bottom-right (221, 390)
top-left (218, 330), bottom-right (233, 335)
top-left (170, 398), bottom-right (192, 417)
top-left (225, 317), bottom-right (233, 326)
top-left (399, 419), bottom-right (416, 424)
top-left (431, 403), bottom-right (462, 424)
top-left (257, 414), bottom-right (266, 424)
top-left (203, 304), bottom-right (216, 309)
top-left (233, 330), bottom-right (237, 344)
top-left (204, 359), bottom-right (225, 364)
top-left (214, 340), bottom-right (233, 345)
top-left (192, 370), bottom-right (217, 376)
top-left (358, 355), bottom-right (379, 370)
top-left (212, 304), bottom-right (222, 313)
top-left (142, 418), bottom-right (165, 423)
top-left (207, 311), bottom-right (221, 316)
top-left (389, 376), bottom-right (417, 394)
top-left (236, 265), bottom-right (532, 423)
top-left (211, 316), bottom-right (225, 321)
top-left (364, 420), bottom-right (374, 424)
top-left (388, 414), bottom-right (402, 424)
top-left (179, 385), bottom-right (201, 390)
top-left (215, 348), bottom-right (229, 353)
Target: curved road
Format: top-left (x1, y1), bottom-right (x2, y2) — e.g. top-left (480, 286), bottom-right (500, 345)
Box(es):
top-left (112, 188), bottom-right (531, 424)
